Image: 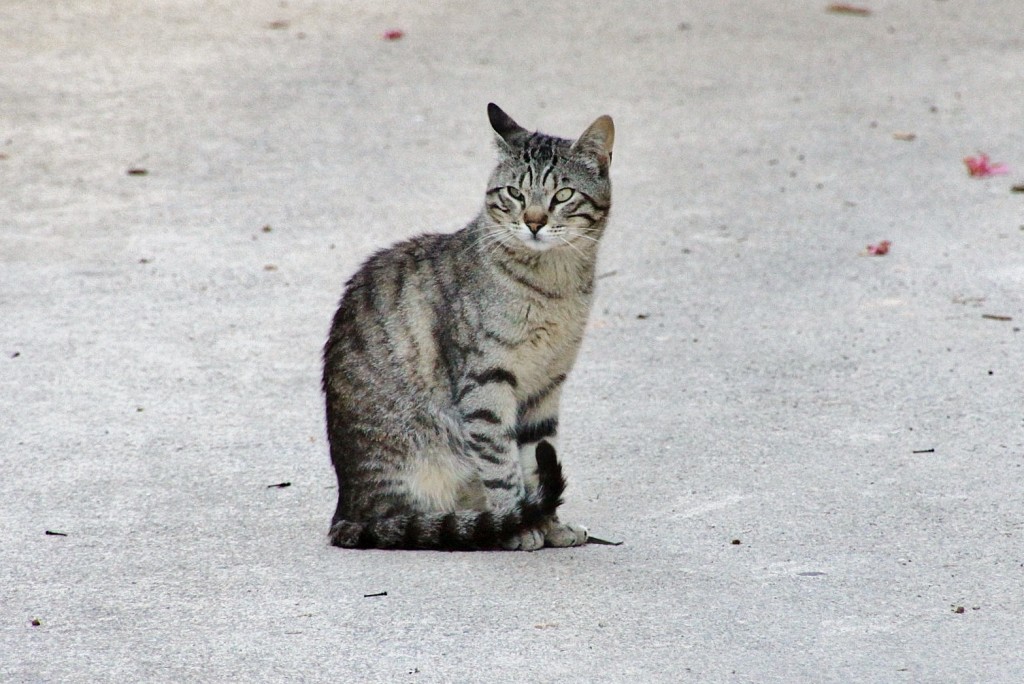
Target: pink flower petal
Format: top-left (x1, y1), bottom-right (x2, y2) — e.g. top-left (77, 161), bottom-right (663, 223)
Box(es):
top-left (964, 153), bottom-right (1010, 177)
top-left (383, 29), bottom-right (405, 41)
top-left (866, 240), bottom-right (891, 256)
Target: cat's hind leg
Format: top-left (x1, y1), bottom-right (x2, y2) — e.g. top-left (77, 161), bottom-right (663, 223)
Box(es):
top-left (502, 528), bottom-right (546, 551)
top-left (543, 518), bottom-right (589, 547)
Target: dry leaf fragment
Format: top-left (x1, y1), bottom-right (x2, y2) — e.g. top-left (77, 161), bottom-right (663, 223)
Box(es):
top-left (892, 132), bottom-right (917, 141)
top-left (827, 3), bottom-right (872, 16)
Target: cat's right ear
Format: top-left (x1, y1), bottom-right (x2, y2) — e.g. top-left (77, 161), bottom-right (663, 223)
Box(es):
top-left (488, 103), bottom-right (528, 152)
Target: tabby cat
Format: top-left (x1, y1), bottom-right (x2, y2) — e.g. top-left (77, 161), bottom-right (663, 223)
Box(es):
top-left (323, 103), bottom-right (614, 550)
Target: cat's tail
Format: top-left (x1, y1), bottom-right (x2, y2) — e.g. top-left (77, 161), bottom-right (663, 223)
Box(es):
top-left (328, 440), bottom-right (566, 551)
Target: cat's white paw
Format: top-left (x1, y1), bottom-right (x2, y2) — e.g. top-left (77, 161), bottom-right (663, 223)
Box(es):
top-left (503, 529), bottom-right (545, 551)
top-left (544, 521), bottom-right (589, 548)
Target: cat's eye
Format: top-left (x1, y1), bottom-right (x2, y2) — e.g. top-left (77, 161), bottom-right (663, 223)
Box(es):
top-left (506, 186), bottom-right (524, 201)
top-left (553, 187), bottom-right (575, 203)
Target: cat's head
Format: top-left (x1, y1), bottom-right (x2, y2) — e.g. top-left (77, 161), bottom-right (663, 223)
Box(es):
top-left (484, 104), bottom-right (614, 253)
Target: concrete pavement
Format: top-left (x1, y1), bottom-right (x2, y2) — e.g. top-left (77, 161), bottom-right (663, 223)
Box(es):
top-left (2, 1), bottom-right (1023, 681)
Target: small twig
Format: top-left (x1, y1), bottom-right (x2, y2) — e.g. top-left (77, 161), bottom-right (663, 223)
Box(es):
top-left (586, 536), bottom-right (623, 546)
top-left (912, 448), bottom-right (935, 454)
top-left (267, 482), bottom-right (291, 489)
top-left (363, 591), bottom-right (388, 598)
top-left (981, 314), bottom-right (1013, 321)
top-left (596, 269), bottom-right (619, 279)
top-left (44, 530), bottom-right (68, 537)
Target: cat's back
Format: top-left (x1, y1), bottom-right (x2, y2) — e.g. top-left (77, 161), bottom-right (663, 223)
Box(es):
top-left (323, 226), bottom-right (480, 397)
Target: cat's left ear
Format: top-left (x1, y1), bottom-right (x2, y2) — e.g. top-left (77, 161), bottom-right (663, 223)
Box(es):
top-left (571, 115), bottom-right (615, 173)
top-left (488, 103), bottom-right (529, 152)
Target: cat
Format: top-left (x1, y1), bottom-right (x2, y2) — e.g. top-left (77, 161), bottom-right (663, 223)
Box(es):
top-left (322, 103), bottom-right (614, 550)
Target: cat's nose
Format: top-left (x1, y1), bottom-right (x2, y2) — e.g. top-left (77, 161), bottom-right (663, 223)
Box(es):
top-left (523, 208), bottom-right (547, 234)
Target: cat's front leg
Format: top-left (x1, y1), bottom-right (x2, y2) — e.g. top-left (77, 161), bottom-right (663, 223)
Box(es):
top-left (457, 367), bottom-right (542, 549)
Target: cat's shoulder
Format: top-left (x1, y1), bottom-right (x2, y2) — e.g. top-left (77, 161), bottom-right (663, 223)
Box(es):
top-left (345, 229), bottom-right (469, 287)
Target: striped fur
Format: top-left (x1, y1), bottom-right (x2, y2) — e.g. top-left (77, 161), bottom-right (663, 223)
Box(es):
top-left (323, 104), bottom-right (614, 551)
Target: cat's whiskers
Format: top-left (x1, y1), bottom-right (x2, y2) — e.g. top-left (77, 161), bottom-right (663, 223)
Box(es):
top-left (566, 233), bottom-right (600, 250)
top-left (567, 228), bottom-right (600, 242)
top-left (556, 234), bottom-right (588, 260)
top-left (483, 226), bottom-right (515, 249)
top-left (464, 225), bottom-right (512, 256)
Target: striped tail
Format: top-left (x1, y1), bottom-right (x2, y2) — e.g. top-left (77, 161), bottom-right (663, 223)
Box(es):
top-left (329, 440), bottom-right (566, 550)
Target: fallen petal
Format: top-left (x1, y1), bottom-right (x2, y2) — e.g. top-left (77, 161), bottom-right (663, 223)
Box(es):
top-left (964, 153), bottom-right (1010, 177)
top-left (865, 240), bottom-right (891, 256)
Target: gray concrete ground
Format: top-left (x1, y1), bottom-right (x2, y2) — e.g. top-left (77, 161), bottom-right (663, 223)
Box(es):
top-left (2, 1), bottom-right (1023, 682)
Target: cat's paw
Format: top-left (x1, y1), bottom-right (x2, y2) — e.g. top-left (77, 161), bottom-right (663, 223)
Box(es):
top-left (502, 528), bottom-right (545, 551)
top-left (544, 521), bottom-right (589, 548)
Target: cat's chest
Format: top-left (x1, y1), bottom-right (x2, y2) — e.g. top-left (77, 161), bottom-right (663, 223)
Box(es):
top-left (522, 299), bottom-right (586, 349)
top-left (493, 296), bottom-right (591, 391)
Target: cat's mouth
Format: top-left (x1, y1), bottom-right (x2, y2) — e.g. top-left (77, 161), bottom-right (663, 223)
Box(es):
top-left (514, 225), bottom-right (560, 252)
top-left (518, 234), bottom-right (556, 252)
